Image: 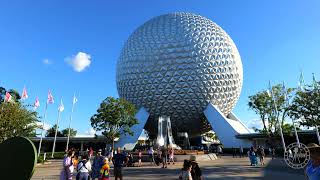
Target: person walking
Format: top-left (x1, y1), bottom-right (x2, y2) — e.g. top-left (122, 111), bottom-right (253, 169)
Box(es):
top-left (138, 149), bottom-right (142, 167)
top-left (148, 147), bottom-right (155, 165)
top-left (113, 147), bottom-right (126, 180)
top-left (239, 146), bottom-right (244, 158)
top-left (272, 147), bottom-right (275, 159)
top-left (76, 154), bottom-right (91, 180)
top-left (161, 146), bottom-right (168, 168)
top-left (217, 145), bottom-right (223, 158)
top-left (178, 160), bottom-right (193, 180)
top-left (91, 149), bottom-right (105, 180)
top-left (99, 157), bottom-right (110, 180)
top-left (232, 147), bottom-right (236, 158)
top-left (168, 147), bottom-right (175, 165)
top-left (156, 147), bottom-right (162, 166)
top-left (60, 150), bottom-right (75, 180)
top-left (259, 146), bottom-right (265, 165)
top-left (89, 147), bottom-right (94, 159)
top-left (189, 155), bottom-right (203, 180)
top-left (248, 147), bottom-right (258, 166)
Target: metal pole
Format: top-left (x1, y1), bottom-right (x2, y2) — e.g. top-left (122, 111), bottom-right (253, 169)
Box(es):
top-left (66, 101), bottom-right (75, 151)
top-left (292, 119), bottom-right (300, 147)
top-left (38, 102), bottom-right (48, 157)
top-left (273, 100), bottom-right (286, 151)
top-left (51, 110), bottom-right (61, 158)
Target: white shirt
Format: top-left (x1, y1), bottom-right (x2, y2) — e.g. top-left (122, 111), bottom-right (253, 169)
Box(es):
top-left (77, 161), bottom-right (92, 173)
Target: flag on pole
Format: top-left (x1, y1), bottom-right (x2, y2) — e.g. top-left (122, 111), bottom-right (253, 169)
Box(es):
top-left (34, 97), bottom-right (40, 110)
top-left (58, 99), bottom-right (64, 112)
top-left (312, 73), bottom-right (318, 90)
top-left (5, 92), bottom-right (12, 102)
top-left (298, 71), bottom-right (305, 91)
top-left (21, 87), bottom-right (28, 100)
top-left (72, 95), bottom-right (78, 105)
top-left (47, 90), bottom-right (54, 104)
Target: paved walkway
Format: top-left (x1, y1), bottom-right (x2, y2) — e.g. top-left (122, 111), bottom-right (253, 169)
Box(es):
top-left (31, 156), bottom-right (305, 180)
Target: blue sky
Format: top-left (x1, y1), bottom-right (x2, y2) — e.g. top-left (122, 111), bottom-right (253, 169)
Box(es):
top-left (1, 0), bottom-right (320, 135)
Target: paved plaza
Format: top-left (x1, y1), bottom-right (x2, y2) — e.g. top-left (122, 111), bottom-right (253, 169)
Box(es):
top-left (31, 156), bottom-right (305, 180)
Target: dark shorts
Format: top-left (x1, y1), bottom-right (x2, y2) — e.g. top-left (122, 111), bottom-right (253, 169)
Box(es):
top-left (114, 167), bottom-right (123, 177)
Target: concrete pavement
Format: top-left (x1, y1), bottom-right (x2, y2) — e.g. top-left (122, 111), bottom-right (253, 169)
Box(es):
top-left (31, 156), bottom-right (305, 180)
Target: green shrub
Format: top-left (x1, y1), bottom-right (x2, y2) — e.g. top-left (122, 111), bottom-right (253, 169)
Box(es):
top-left (38, 151), bottom-right (66, 161)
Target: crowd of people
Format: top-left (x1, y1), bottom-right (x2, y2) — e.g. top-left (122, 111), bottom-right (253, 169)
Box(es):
top-left (247, 146), bottom-right (267, 166)
top-left (59, 145), bottom-right (178, 180)
top-left (58, 143), bottom-right (320, 180)
top-left (60, 148), bottom-right (111, 180)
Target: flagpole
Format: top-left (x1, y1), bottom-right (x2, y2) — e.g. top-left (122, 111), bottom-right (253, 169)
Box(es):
top-left (51, 108), bottom-right (62, 158)
top-left (38, 102), bottom-right (48, 157)
top-left (269, 81), bottom-right (286, 151)
top-left (312, 73), bottom-right (320, 145)
top-left (283, 82), bottom-right (300, 147)
top-left (273, 101), bottom-right (286, 151)
top-left (66, 95), bottom-right (76, 151)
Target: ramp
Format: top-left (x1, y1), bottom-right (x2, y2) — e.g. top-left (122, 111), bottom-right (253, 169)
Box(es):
top-left (204, 103), bottom-right (252, 148)
top-left (116, 107), bottom-right (149, 150)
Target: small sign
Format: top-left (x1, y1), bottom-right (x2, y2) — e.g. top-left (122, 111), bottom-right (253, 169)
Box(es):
top-left (284, 142), bottom-right (310, 169)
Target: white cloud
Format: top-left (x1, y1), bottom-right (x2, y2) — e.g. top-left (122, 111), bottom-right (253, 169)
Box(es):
top-left (43, 59), bottom-right (52, 65)
top-left (66, 52), bottom-right (91, 72)
top-left (75, 128), bottom-right (96, 137)
top-left (36, 122), bottom-right (51, 130)
top-left (86, 128), bottom-right (96, 135)
top-left (245, 118), bottom-right (266, 133)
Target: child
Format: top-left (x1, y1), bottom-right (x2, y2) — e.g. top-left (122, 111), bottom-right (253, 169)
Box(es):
top-left (99, 158), bottom-right (110, 180)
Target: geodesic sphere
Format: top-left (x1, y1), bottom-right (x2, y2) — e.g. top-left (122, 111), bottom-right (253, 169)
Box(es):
top-left (116, 12), bottom-right (243, 135)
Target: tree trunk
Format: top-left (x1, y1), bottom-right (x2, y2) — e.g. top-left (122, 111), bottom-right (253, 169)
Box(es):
top-left (112, 138), bottom-right (115, 150)
top-left (261, 115), bottom-right (268, 133)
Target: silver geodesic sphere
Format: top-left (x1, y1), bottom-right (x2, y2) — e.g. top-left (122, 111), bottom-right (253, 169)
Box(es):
top-left (116, 12), bottom-right (243, 135)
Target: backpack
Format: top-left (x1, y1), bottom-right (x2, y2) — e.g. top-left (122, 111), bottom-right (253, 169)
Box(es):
top-left (76, 160), bottom-right (91, 180)
top-left (77, 160), bottom-right (88, 172)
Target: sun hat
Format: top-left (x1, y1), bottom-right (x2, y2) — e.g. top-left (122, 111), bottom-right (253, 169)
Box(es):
top-left (307, 143), bottom-right (320, 156)
top-left (189, 155), bottom-right (197, 162)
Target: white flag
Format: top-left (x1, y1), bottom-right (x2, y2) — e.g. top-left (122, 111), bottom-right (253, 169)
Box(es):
top-left (21, 87), bottom-right (28, 100)
top-left (34, 97), bottom-right (40, 110)
top-left (5, 92), bottom-right (12, 102)
top-left (58, 99), bottom-right (64, 112)
top-left (47, 90), bottom-right (54, 104)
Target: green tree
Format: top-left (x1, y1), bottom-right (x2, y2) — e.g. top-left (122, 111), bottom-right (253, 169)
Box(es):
top-left (46, 124), bottom-right (63, 137)
top-left (0, 86), bottom-right (6, 102)
top-left (289, 82), bottom-right (320, 127)
top-left (248, 91), bottom-right (272, 133)
top-left (0, 102), bottom-right (39, 142)
top-left (61, 128), bottom-right (77, 137)
top-left (248, 84), bottom-right (294, 135)
top-left (90, 97), bottom-right (138, 149)
top-left (0, 87), bottom-right (21, 103)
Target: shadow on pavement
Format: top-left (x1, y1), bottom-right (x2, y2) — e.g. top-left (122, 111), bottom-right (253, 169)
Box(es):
top-left (262, 158), bottom-right (305, 180)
